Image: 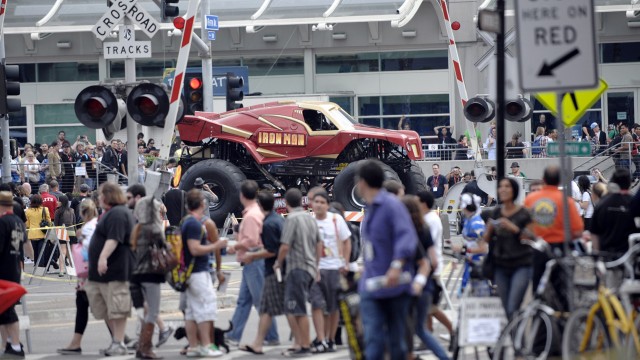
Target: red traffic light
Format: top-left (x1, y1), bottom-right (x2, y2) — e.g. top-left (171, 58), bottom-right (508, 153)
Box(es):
top-left (189, 77), bottom-right (202, 90)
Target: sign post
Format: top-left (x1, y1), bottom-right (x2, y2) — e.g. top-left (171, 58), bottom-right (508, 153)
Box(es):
top-left (516, 0), bottom-right (598, 268)
top-left (92, 0), bottom-right (160, 184)
top-left (0, 0), bottom-right (9, 184)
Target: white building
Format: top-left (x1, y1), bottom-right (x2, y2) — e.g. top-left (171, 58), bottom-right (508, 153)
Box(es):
top-left (3, 0), bottom-right (639, 148)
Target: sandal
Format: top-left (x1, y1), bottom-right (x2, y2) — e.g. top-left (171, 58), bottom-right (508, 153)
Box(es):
top-left (239, 345), bottom-right (264, 355)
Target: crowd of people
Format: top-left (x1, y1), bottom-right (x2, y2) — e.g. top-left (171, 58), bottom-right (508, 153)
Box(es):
top-left (1, 158), bottom-right (640, 360)
top-left (4, 131), bottom-right (170, 193)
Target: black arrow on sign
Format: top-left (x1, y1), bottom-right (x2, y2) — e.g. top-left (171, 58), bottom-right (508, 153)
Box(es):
top-left (538, 48), bottom-right (581, 76)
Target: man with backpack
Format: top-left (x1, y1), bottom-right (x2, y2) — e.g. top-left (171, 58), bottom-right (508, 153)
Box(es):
top-left (181, 190), bottom-right (227, 357)
top-left (309, 190), bottom-right (351, 353)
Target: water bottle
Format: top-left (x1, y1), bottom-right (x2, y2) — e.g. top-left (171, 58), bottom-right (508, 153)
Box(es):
top-left (365, 272), bottom-right (412, 291)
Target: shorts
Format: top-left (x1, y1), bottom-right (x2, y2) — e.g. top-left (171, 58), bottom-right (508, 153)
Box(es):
top-left (185, 272), bottom-right (217, 323)
top-left (429, 280), bottom-right (443, 315)
top-left (259, 274), bottom-right (285, 316)
top-left (310, 269), bottom-right (341, 313)
top-left (85, 280), bottom-right (131, 320)
top-left (284, 269), bottom-right (314, 316)
top-left (0, 305), bottom-right (18, 325)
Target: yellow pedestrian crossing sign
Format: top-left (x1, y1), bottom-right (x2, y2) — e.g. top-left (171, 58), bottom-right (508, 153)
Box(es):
top-left (534, 79), bottom-right (608, 127)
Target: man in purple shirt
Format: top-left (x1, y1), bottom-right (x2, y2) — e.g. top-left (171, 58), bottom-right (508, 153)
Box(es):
top-left (357, 160), bottom-right (417, 360)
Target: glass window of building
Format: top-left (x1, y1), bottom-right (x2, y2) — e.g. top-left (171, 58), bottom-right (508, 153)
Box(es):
top-left (316, 53), bottom-right (379, 74)
top-left (110, 59), bottom-right (177, 79)
top-left (357, 94), bottom-right (450, 136)
top-left (8, 107), bottom-right (27, 148)
top-left (243, 55), bottom-right (304, 76)
top-left (34, 104), bottom-right (95, 145)
top-left (329, 96), bottom-right (354, 115)
top-left (37, 62), bottom-right (99, 82)
top-left (601, 42), bottom-right (640, 63)
top-left (380, 50), bottom-right (448, 71)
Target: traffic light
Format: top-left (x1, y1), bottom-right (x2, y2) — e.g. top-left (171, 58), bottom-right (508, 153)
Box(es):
top-left (74, 85), bottom-right (126, 140)
top-left (504, 98), bottom-right (533, 123)
top-left (161, 0), bottom-right (179, 20)
top-left (0, 138), bottom-right (17, 158)
top-left (225, 72), bottom-right (244, 111)
top-left (464, 97), bottom-right (495, 123)
top-left (127, 83), bottom-right (170, 127)
top-left (184, 73), bottom-right (203, 115)
top-left (0, 64), bottom-right (21, 115)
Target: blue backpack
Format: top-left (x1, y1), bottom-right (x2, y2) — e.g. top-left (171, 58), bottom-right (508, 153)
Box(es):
top-left (532, 136), bottom-right (543, 155)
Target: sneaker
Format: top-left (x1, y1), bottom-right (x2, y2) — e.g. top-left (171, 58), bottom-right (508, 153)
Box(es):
top-left (157, 327), bottom-right (174, 348)
top-left (103, 342), bottom-right (127, 356)
top-left (310, 339), bottom-right (327, 354)
top-left (326, 340), bottom-right (336, 352)
top-left (263, 339), bottom-right (281, 346)
top-left (185, 347), bottom-right (201, 358)
top-left (3, 343), bottom-right (25, 359)
top-left (23, 258), bottom-right (33, 265)
top-left (125, 339), bottom-right (138, 351)
top-left (58, 272), bottom-right (66, 278)
top-left (439, 333), bottom-right (451, 342)
top-left (198, 345), bottom-right (223, 358)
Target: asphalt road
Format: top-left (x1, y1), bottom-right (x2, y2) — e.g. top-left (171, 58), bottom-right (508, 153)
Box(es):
top-left (14, 254), bottom-right (466, 359)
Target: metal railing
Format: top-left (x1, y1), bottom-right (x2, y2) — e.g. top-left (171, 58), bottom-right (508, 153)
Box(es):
top-left (9, 160), bottom-right (129, 191)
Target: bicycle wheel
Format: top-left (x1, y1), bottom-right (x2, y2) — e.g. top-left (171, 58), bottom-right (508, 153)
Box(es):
top-left (562, 307), bottom-right (611, 360)
top-left (493, 308), bottom-right (555, 360)
top-left (623, 312), bottom-right (640, 358)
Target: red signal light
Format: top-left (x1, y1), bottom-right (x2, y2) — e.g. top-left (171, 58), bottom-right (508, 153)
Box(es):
top-left (85, 97), bottom-right (108, 119)
top-left (135, 95), bottom-right (159, 116)
top-left (173, 16), bottom-right (185, 30)
top-left (189, 77), bottom-right (202, 90)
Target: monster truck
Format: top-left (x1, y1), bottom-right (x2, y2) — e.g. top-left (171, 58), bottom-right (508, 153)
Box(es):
top-left (172, 100), bottom-right (427, 225)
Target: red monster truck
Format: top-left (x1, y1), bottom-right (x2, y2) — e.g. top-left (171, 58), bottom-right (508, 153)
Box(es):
top-left (173, 100), bottom-right (427, 225)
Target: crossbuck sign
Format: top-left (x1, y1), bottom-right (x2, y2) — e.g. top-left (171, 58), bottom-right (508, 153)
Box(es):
top-left (92, 0), bottom-right (159, 41)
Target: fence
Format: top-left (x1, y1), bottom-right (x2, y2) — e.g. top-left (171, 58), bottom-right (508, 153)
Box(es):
top-left (10, 160), bottom-right (129, 192)
top-left (421, 140), bottom-right (637, 162)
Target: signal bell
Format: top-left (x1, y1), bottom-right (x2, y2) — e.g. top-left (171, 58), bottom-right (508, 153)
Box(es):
top-left (464, 97), bottom-right (495, 123)
top-left (127, 83), bottom-right (170, 128)
top-left (74, 85), bottom-right (126, 141)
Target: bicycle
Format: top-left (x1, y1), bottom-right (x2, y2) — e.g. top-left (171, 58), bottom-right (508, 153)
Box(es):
top-left (492, 238), bottom-right (583, 360)
top-left (561, 236), bottom-right (640, 360)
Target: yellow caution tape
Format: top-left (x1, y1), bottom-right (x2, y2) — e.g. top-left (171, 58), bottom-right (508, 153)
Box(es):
top-left (22, 272), bottom-right (75, 283)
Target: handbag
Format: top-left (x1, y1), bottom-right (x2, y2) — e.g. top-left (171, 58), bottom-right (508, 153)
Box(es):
top-left (150, 242), bottom-right (179, 274)
top-left (39, 207), bottom-right (51, 228)
top-left (71, 243), bottom-right (89, 278)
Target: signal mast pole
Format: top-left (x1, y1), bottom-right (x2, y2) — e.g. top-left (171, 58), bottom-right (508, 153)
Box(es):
top-left (0, 0), bottom-right (10, 184)
top-left (124, 16), bottom-right (140, 185)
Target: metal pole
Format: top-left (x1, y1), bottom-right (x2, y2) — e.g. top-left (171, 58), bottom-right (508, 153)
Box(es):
top-left (557, 94), bottom-right (571, 252)
top-left (0, 0), bottom-right (10, 184)
top-left (125, 18), bottom-right (138, 185)
top-left (496, 0), bottom-right (505, 181)
top-left (201, 0), bottom-right (213, 112)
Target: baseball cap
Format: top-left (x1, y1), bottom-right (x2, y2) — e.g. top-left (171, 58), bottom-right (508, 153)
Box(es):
top-left (79, 184), bottom-right (90, 193)
top-left (590, 122), bottom-right (598, 130)
top-left (510, 162), bottom-right (520, 168)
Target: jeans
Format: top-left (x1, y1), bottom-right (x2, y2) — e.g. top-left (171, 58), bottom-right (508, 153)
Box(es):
top-left (493, 266), bottom-right (532, 320)
top-left (616, 159), bottom-right (631, 170)
top-left (227, 260), bottom-right (278, 342)
top-left (415, 292), bottom-right (449, 360)
top-left (360, 291), bottom-right (411, 360)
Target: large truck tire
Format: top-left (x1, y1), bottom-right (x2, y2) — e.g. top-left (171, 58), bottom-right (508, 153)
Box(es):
top-left (398, 161), bottom-right (428, 195)
top-left (333, 160), bottom-right (400, 211)
top-left (178, 159), bottom-right (246, 227)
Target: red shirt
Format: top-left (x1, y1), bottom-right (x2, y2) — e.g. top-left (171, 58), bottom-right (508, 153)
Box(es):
top-left (40, 192), bottom-right (58, 220)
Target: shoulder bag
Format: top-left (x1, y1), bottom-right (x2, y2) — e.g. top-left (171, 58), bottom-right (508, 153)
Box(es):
top-left (481, 208), bottom-right (500, 280)
top-left (39, 208), bottom-right (51, 228)
top-left (150, 237), bottom-right (179, 274)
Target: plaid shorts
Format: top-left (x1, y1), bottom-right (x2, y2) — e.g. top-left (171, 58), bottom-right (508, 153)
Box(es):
top-left (260, 274), bottom-right (285, 316)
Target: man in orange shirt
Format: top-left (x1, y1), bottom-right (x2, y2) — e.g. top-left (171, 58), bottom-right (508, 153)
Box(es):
top-left (524, 165), bottom-right (583, 291)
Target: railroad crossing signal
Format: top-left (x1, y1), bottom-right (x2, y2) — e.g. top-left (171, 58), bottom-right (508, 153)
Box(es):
top-left (92, 0), bottom-right (159, 41)
top-left (162, 0), bottom-right (180, 20)
top-left (225, 72), bottom-right (244, 111)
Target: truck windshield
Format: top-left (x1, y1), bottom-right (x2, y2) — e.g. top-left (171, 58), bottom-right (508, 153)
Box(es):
top-left (328, 107), bottom-right (357, 129)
